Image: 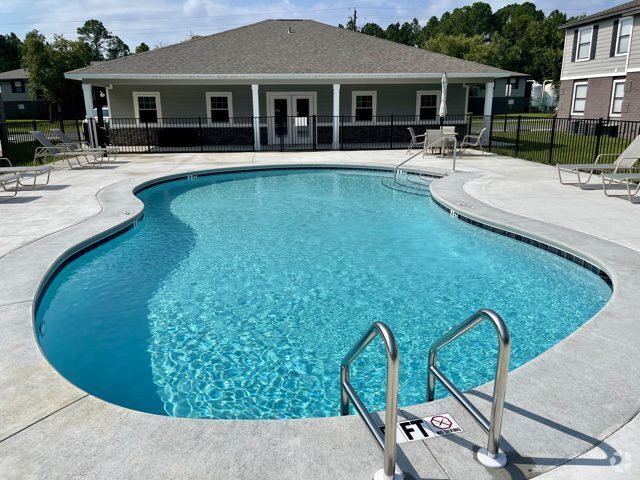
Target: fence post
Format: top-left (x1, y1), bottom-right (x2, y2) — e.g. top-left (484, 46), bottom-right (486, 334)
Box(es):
top-left (59, 118), bottom-right (65, 133)
top-left (312, 115), bottom-right (317, 151)
top-left (390, 115), bottom-right (394, 149)
top-left (145, 122), bottom-right (151, 153)
top-left (340, 115), bottom-right (344, 150)
top-left (547, 116), bottom-right (557, 164)
top-left (513, 115), bottom-right (522, 157)
top-left (75, 119), bottom-right (82, 143)
top-left (467, 113), bottom-right (472, 136)
top-left (32, 120), bottom-right (38, 132)
top-left (198, 117), bottom-right (204, 152)
top-left (594, 117), bottom-right (603, 161)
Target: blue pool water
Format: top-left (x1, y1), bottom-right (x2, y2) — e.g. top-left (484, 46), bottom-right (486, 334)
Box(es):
top-left (36, 169), bottom-right (611, 420)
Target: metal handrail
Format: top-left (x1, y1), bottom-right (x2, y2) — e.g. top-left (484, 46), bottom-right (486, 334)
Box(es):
top-left (427, 309), bottom-right (510, 468)
top-left (341, 322), bottom-right (400, 480)
top-left (394, 134), bottom-right (457, 183)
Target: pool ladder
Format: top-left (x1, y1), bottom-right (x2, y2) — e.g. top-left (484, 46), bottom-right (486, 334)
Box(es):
top-left (340, 309), bottom-right (511, 480)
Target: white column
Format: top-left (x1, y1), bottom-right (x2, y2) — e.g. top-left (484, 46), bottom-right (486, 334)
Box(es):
top-left (482, 81), bottom-right (494, 145)
top-left (82, 83), bottom-right (98, 147)
top-left (332, 83), bottom-right (340, 150)
top-left (82, 83), bottom-right (94, 119)
top-left (251, 84), bottom-right (261, 151)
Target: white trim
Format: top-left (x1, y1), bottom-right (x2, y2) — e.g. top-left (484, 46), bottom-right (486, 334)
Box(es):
top-left (575, 26), bottom-right (593, 62)
top-left (65, 72), bottom-right (511, 82)
top-left (609, 79), bottom-right (626, 117)
top-left (205, 91), bottom-right (233, 124)
top-left (625, 17), bottom-right (635, 72)
top-left (351, 90), bottom-right (377, 122)
top-left (561, 71), bottom-right (626, 80)
top-left (132, 91), bottom-right (162, 125)
top-left (616, 17), bottom-right (633, 56)
top-left (571, 81), bottom-right (588, 116)
top-left (415, 90), bottom-right (441, 120)
top-left (251, 84), bottom-right (260, 151)
top-left (332, 84), bottom-right (340, 150)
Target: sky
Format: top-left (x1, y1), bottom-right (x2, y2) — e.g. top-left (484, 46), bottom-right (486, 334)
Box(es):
top-left (1, 0), bottom-right (617, 49)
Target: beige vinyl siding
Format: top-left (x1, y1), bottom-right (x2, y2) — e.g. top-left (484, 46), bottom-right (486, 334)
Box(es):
top-left (626, 16), bottom-right (640, 70)
top-left (108, 85), bottom-right (253, 118)
top-left (562, 19), bottom-right (627, 79)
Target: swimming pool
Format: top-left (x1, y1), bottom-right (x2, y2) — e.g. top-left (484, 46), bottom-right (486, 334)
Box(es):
top-left (36, 168), bottom-right (611, 420)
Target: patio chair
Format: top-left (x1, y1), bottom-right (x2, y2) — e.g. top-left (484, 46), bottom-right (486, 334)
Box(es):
top-left (441, 126), bottom-right (457, 153)
top-left (0, 171), bottom-right (19, 197)
top-left (459, 128), bottom-right (487, 156)
top-left (422, 129), bottom-right (445, 157)
top-left (31, 131), bottom-right (107, 169)
top-left (0, 157), bottom-right (52, 190)
top-left (601, 173), bottom-right (640, 202)
top-left (407, 127), bottom-right (427, 154)
top-left (52, 128), bottom-right (119, 162)
top-left (557, 135), bottom-right (640, 188)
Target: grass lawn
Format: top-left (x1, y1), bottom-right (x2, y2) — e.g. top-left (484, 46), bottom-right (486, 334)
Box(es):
top-left (1, 120), bottom-right (83, 165)
top-left (491, 126), bottom-right (634, 164)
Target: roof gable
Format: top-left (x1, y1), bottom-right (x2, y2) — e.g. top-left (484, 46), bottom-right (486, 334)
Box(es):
top-left (67, 20), bottom-right (515, 78)
top-left (561, 1), bottom-right (640, 29)
top-left (0, 68), bottom-right (28, 80)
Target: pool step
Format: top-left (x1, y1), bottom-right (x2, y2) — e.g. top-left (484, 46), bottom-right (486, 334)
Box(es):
top-left (380, 174), bottom-right (431, 196)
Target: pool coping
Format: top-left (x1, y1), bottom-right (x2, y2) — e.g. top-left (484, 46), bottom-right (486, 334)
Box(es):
top-left (2, 160), bottom-right (640, 479)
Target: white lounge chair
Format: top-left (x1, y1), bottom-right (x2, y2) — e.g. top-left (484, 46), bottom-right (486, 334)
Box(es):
top-left (459, 128), bottom-right (487, 156)
top-left (0, 158), bottom-right (52, 197)
top-left (407, 127), bottom-right (427, 154)
top-left (52, 128), bottom-right (119, 162)
top-left (31, 131), bottom-right (108, 169)
top-left (557, 135), bottom-right (640, 188)
top-left (601, 173), bottom-right (640, 202)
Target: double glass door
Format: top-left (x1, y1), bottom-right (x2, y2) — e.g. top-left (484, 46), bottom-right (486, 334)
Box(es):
top-left (268, 94), bottom-right (315, 144)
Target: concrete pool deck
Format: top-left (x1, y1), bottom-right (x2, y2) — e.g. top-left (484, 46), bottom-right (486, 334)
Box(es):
top-left (1, 150), bottom-right (639, 479)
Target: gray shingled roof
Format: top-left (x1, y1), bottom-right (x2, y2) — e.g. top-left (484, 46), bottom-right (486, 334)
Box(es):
top-left (67, 20), bottom-right (515, 78)
top-left (0, 68), bottom-right (28, 80)
top-left (562, 1), bottom-right (640, 29)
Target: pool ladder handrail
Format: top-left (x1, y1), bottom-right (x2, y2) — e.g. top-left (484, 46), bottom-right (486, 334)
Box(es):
top-left (341, 322), bottom-right (401, 480)
top-left (394, 135), bottom-right (458, 183)
top-left (427, 308), bottom-right (511, 468)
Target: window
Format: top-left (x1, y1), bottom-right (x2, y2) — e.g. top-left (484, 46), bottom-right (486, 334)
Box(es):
top-left (616, 17), bottom-right (633, 55)
top-left (416, 91), bottom-right (440, 120)
top-left (17, 103), bottom-right (25, 110)
top-left (576, 26), bottom-right (593, 61)
top-left (206, 92), bottom-right (233, 123)
top-left (572, 82), bottom-right (588, 115)
top-left (11, 80), bottom-right (25, 93)
top-left (352, 91), bottom-right (376, 121)
top-left (610, 80), bottom-right (625, 116)
top-left (133, 92), bottom-right (162, 124)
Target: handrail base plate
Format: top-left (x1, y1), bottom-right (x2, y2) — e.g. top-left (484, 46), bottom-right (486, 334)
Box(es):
top-left (477, 448), bottom-right (507, 468)
top-left (373, 469), bottom-right (403, 480)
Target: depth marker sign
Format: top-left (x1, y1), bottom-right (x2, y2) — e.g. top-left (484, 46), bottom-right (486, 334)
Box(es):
top-left (379, 413), bottom-right (463, 444)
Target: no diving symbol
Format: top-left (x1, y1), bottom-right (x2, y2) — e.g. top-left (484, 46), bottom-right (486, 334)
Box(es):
top-left (430, 415), bottom-right (452, 430)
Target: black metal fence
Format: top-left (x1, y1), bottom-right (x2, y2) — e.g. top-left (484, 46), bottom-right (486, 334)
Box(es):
top-left (3, 114), bottom-right (639, 168)
top-left (487, 115), bottom-right (640, 165)
top-left (103, 114), bottom-right (474, 153)
top-left (0, 119), bottom-right (83, 165)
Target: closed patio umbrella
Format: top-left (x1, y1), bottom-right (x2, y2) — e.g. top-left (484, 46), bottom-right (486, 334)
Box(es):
top-left (439, 72), bottom-right (448, 119)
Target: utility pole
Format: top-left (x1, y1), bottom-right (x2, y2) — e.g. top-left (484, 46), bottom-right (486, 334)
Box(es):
top-left (352, 9), bottom-right (357, 31)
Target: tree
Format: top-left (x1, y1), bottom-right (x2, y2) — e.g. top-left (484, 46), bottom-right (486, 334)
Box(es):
top-left (105, 36), bottom-right (130, 59)
top-left (0, 33), bottom-right (22, 72)
top-left (22, 30), bottom-right (93, 118)
top-left (135, 42), bottom-right (150, 54)
top-left (77, 19), bottom-right (111, 60)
